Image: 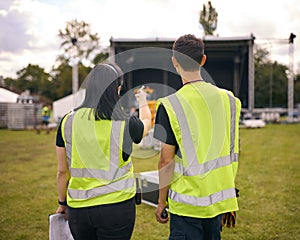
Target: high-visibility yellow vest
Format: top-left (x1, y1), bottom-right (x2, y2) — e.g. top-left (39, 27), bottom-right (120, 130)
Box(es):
top-left (157, 81), bottom-right (241, 218)
top-left (42, 106), bottom-right (49, 117)
top-left (61, 108), bottom-right (135, 208)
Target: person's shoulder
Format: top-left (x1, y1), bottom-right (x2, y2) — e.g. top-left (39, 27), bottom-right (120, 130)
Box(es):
top-left (63, 111), bottom-right (73, 118)
top-left (217, 88), bottom-right (241, 106)
top-left (128, 114), bottom-right (144, 144)
top-left (157, 92), bottom-right (177, 104)
top-left (128, 114), bottom-right (142, 124)
top-left (156, 103), bottom-right (166, 111)
top-left (155, 104), bottom-right (168, 123)
top-left (59, 111), bottom-right (73, 124)
top-left (215, 86), bottom-right (234, 96)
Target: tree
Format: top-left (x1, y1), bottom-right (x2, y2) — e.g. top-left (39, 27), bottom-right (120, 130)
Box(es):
top-left (51, 56), bottom-right (91, 100)
top-left (199, 1), bottom-right (218, 36)
top-left (3, 77), bottom-right (16, 91)
top-left (295, 73), bottom-right (300, 105)
top-left (58, 19), bottom-right (100, 94)
top-left (51, 58), bottom-right (72, 99)
top-left (254, 48), bottom-right (271, 107)
top-left (92, 51), bottom-right (109, 65)
top-left (14, 64), bottom-right (56, 100)
top-left (254, 48), bottom-right (288, 107)
top-left (58, 19), bottom-right (100, 65)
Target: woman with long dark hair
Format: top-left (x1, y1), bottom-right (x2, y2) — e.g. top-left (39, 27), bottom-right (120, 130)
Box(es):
top-left (55, 63), bottom-right (151, 240)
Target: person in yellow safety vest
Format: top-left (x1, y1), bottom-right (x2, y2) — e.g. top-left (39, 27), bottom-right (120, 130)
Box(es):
top-left (55, 63), bottom-right (151, 240)
top-left (154, 34), bottom-right (241, 240)
top-left (37, 104), bottom-right (51, 134)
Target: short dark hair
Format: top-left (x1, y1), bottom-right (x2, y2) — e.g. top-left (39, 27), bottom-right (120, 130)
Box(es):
top-left (172, 34), bottom-right (205, 71)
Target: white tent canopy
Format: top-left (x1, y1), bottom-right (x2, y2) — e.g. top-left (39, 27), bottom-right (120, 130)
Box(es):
top-left (0, 88), bottom-right (19, 103)
top-left (53, 89), bottom-right (85, 122)
top-left (53, 94), bottom-right (76, 122)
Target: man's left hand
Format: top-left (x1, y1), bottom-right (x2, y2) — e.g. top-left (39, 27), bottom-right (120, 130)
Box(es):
top-left (222, 211), bottom-right (236, 227)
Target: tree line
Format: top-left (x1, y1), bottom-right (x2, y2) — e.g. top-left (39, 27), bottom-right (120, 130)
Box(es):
top-left (2, 19), bottom-right (108, 103)
top-left (1, 2), bottom-right (299, 107)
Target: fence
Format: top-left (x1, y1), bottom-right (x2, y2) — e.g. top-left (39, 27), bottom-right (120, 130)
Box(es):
top-left (0, 103), bottom-right (42, 130)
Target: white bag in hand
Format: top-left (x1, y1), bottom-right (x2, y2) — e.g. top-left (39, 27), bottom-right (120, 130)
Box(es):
top-left (49, 213), bottom-right (74, 240)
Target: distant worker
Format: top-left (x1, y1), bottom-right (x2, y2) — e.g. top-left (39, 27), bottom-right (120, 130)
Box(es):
top-left (55, 63), bottom-right (151, 240)
top-left (154, 34), bottom-right (241, 240)
top-left (37, 104), bottom-right (51, 134)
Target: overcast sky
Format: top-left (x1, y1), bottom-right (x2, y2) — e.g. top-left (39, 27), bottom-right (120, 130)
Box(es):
top-left (0, 0), bottom-right (299, 78)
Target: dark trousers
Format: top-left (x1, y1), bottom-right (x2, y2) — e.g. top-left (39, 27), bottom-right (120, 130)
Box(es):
top-left (68, 198), bottom-right (135, 240)
top-left (169, 213), bottom-right (222, 240)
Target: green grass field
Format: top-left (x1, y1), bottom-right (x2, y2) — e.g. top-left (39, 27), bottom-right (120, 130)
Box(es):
top-left (0, 124), bottom-right (299, 240)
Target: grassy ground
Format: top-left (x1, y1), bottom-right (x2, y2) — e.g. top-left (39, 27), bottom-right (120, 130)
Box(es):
top-left (0, 124), bottom-right (299, 239)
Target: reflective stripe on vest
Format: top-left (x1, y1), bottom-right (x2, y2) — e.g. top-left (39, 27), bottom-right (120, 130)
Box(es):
top-left (62, 109), bottom-right (135, 204)
top-left (68, 177), bottom-right (134, 200)
top-left (167, 92), bottom-right (238, 177)
top-left (227, 92), bottom-right (239, 164)
top-left (169, 187), bottom-right (236, 207)
top-left (63, 112), bottom-right (73, 167)
top-left (160, 84), bottom-right (240, 216)
top-left (63, 115), bottom-right (132, 181)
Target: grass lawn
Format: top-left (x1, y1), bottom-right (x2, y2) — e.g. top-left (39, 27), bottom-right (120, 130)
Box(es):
top-left (0, 124), bottom-right (299, 239)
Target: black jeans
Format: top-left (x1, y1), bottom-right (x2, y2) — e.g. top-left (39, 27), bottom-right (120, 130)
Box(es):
top-left (68, 198), bottom-right (136, 240)
top-left (169, 213), bottom-right (222, 240)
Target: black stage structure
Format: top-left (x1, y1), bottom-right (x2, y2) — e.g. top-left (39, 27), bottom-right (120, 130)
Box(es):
top-left (110, 35), bottom-right (255, 111)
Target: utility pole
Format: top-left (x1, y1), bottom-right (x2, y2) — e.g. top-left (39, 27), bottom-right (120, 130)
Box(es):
top-left (288, 33), bottom-right (296, 122)
top-left (71, 37), bottom-right (79, 94)
top-left (248, 34), bottom-right (255, 113)
top-left (269, 62), bottom-right (273, 108)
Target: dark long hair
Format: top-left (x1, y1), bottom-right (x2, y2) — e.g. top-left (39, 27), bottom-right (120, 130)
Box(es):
top-left (76, 63), bottom-right (127, 120)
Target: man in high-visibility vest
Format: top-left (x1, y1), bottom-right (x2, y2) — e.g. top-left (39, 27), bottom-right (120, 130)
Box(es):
top-left (37, 104), bottom-right (51, 134)
top-left (154, 34), bottom-right (241, 240)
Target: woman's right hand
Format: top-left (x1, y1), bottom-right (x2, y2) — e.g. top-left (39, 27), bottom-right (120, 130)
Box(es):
top-left (56, 205), bottom-right (68, 220)
top-left (135, 86), bottom-right (147, 107)
top-left (135, 86), bottom-right (152, 136)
